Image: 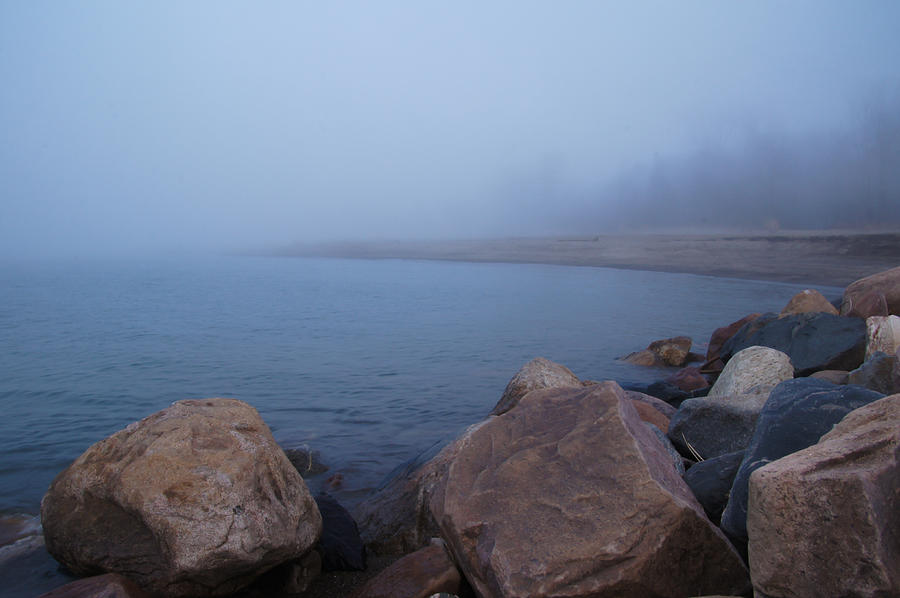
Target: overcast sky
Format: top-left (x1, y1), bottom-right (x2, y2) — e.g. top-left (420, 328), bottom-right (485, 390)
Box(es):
top-left (2, 2), bottom-right (899, 257)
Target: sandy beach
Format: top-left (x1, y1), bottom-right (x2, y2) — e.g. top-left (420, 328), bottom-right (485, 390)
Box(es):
top-left (279, 231), bottom-right (900, 288)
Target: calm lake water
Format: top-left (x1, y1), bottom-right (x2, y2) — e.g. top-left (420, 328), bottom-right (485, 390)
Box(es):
top-left (0, 255), bottom-right (839, 594)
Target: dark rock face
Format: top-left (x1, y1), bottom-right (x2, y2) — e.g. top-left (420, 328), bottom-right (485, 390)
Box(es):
top-left (683, 450), bottom-right (745, 524)
top-left (747, 394), bottom-right (900, 598)
top-left (848, 351), bottom-right (900, 395)
top-left (668, 398), bottom-right (760, 461)
top-left (283, 447), bottom-right (329, 477)
top-left (720, 312), bottom-right (866, 376)
top-left (37, 573), bottom-right (152, 598)
top-left (430, 383), bottom-right (750, 598)
top-left (348, 543), bottom-right (463, 598)
top-left (719, 378), bottom-right (885, 546)
top-left (315, 493), bottom-right (366, 571)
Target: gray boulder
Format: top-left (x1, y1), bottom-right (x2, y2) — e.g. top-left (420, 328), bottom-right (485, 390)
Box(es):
top-left (708, 345), bottom-right (793, 398)
top-left (683, 450), bottom-right (745, 524)
top-left (668, 396), bottom-right (763, 461)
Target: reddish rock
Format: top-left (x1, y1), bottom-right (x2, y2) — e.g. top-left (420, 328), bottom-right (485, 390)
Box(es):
top-left (842, 266), bottom-right (900, 316)
top-left (747, 394), bottom-right (900, 598)
top-left (841, 289), bottom-right (889, 319)
top-left (780, 289), bottom-right (839, 317)
top-left (667, 366), bottom-right (709, 392)
top-left (349, 543), bottom-right (462, 598)
top-left (491, 357), bottom-right (581, 415)
top-left (809, 369), bottom-right (849, 385)
top-left (630, 399), bottom-right (671, 433)
top-left (706, 314), bottom-right (761, 365)
top-left (37, 573), bottom-right (151, 598)
top-left (623, 390), bottom-right (677, 419)
top-left (430, 383), bottom-right (750, 598)
top-left (866, 315), bottom-right (900, 359)
top-left (41, 399), bottom-right (322, 598)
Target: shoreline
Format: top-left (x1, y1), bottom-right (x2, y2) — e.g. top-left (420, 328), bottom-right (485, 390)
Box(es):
top-left (276, 230), bottom-right (900, 288)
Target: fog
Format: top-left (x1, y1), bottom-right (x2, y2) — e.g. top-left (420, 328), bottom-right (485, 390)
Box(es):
top-left (1, 2), bottom-right (898, 258)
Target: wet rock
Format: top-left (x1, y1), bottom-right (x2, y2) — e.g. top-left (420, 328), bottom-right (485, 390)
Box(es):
top-left (779, 288), bottom-right (838, 317)
top-left (430, 383), bottom-right (750, 598)
top-left (747, 394), bottom-right (900, 598)
top-left (644, 380), bottom-right (692, 406)
top-left (491, 357), bottom-right (581, 415)
top-left (720, 379), bottom-right (884, 548)
top-left (708, 345), bottom-right (793, 398)
top-left (668, 395), bottom-right (763, 461)
top-left (720, 312), bottom-right (866, 376)
top-left (842, 265), bottom-right (900, 316)
top-left (865, 314), bottom-right (900, 359)
top-left (349, 542), bottom-right (463, 598)
top-left (40, 399), bottom-right (322, 598)
top-left (283, 446), bottom-right (329, 477)
top-left (648, 335), bottom-right (693, 366)
top-left (667, 366), bottom-right (710, 392)
top-left (706, 314), bottom-right (761, 368)
top-left (847, 351), bottom-right (900, 395)
top-left (683, 450), bottom-right (745, 524)
top-left (37, 573), bottom-right (151, 598)
top-left (315, 492), bottom-right (366, 571)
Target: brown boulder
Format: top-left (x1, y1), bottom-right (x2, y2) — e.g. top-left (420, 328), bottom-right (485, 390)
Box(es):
top-left (779, 289), bottom-right (838, 317)
top-left (430, 383), bottom-right (750, 598)
top-left (491, 357), bottom-right (581, 415)
top-left (623, 390), bottom-right (677, 419)
top-left (747, 394), bottom-right (900, 598)
top-left (706, 314), bottom-right (761, 366)
top-left (41, 399), bottom-right (322, 597)
top-left (623, 336), bottom-right (693, 368)
top-left (349, 542), bottom-right (463, 598)
top-left (37, 573), bottom-right (152, 598)
top-left (667, 366), bottom-right (710, 392)
top-left (841, 289), bottom-right (889, 319)
top-left (809, 369), bottom-right (849, 385)
top-left (630, 399), bottom-right (671, 433)
top-left (842, 265), bottom-right (900, 316)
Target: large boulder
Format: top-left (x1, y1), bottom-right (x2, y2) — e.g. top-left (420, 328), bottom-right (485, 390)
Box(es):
top-left (705, 314), bottom-right (761, 370)
top-left (842, 266), bottom-right (900, 316)
top-left (720, 312), bottom-right (866, 376)
top-left (668, 395), bottom-right (764, 461)
top-left (847, 351), bottom-right (900, 395)
top-left (779, 289), bottom-right (838, 317)
top-left (624, 336), bottom-right (694, 368)
top-left (708, 345), bottom-right (793, 398)
top-left (314, 493), bottom-right (366, 571)
top-left (866, 314), bottom-right (900, 359)
top-left (667, 366), bottom-right (710, 392)
top-left (40, 399), bottom-right (322, 597)
top-left (491, 357), bottom-right (581, 415)
top-left (719, 379), bottom-right (884, 547)
top-left (747, 394), bottom-right (900, 598)
top-left (430, 383), bottom-right (750, 598)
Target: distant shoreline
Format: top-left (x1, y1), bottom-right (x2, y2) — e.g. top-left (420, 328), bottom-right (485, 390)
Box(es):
top-left (273, 231), bottom-right (900, 288)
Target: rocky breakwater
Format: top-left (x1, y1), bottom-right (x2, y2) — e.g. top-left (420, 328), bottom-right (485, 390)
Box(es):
top-left (40, 398), bottom-right (322, 597)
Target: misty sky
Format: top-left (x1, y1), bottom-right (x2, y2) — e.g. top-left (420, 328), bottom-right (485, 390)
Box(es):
top-left (2, 2), bottom-right (899, 257)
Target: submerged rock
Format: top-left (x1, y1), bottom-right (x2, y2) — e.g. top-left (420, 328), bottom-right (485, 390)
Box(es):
top-left (41, 398), bottom-right (322, 597)
top-left (430, 383), bottom-right (750, 598)
top-left (747, 394), bottom-right (900, 598)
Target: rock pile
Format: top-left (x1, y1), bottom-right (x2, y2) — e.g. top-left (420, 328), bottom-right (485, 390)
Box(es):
top-left (39, 266), bottom-right (900, 598)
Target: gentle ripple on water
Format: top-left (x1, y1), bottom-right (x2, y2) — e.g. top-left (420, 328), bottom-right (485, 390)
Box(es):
top-left (0, 255), bottom-right (841, 515)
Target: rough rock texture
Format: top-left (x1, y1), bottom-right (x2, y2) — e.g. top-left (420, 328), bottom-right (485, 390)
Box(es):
top-left (648, 336), bottom-right (693, 367)
top-left (708, 346), bottom-right (793, 398)
top-left (848, 351), bottom-right (900, 395)
top-left (37, 573), bottom-right (152, 598)
top-left (668, 396), bottom-right (762, 461)
top-left (683, 450), bottom-right (745, 524)
top-left (667, 366), bottom-right (709, 392)
top-left (720, 379), bottom-right (885, 546)
top-left (353, 424), bottom-right (487, 556)
top-left (747, 394), bottom-right (900, 598)
top-left (430, 383), bottom-right (750, 598)
top-left (842, 289), bottom-right (890, 319)
top-left (623, 390), bottom-right (678, 419)
top-left (349, 542), bottom-right (463, 598)
top-left (779, 288), bottom-right (839, 317)
top-left (646, 423), bottom-right (686, 475)
top-left (315, 493), bottom-right (366, 571)
top-left (720, 312), bottom-right (867, 376)
top-left (809, 369), bottom-right (849, 385)
top-left (631, 399), bottom-right (671, 433)
top-left (706, 314), bottom-right (761, 368)
top-left (40, 399), bottom-right (322, 598)
top-left (866, 314), bottom-right (900, 359)
top-left (491, 357), bottom-right (581, 416)
top-left (842, 265), bottom-right (900, 316)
